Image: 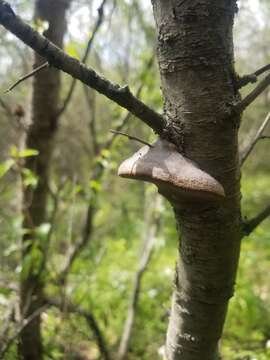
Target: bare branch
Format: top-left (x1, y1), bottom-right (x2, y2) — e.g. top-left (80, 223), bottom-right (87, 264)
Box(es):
top-left (0, 1), bottom-right (166, 136)
top-left (117, 195), bottom-right (162, 360)
top-left (234, 73), bottom-right (270, 114)
top-left (110, 130), bottom-right (153, 147)
top-left (103, 54), bottom-right (155, 150)
top-left (57, 0), bottom-right (108, 117)
top-left (46, 297), bottom-right (111, 360)
top-left (5, 62), bottom-right (49, 93)
top-left (240, 112), bottom-right (270, 166)
top-left (242, 204), bottom-right (270, 237)
top-left (237, 63), bottom-right (270, 89)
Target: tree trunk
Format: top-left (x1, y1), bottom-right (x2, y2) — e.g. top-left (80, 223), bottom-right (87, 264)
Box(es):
top-left (151, 1), bottom-right (241, 359)
top-left (19, 1), bottom-right (71, 359)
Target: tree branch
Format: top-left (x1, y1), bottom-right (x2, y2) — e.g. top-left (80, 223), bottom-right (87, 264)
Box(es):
top-left (5, 62), bottom-right (49, 93)
top-left (234, 73), bottom-right (270, 114)
top-left (46, 296), bottom-right (111, 360)
top-left (117, 195), bottom-right (161, 360)
top-left (240, 112), bottom-right (270, 166)
top-left (0, 1), bottom-right (166, 135)
top-left (237, 63), bottom-right (270, 89)
top-left (57, 0), bottom-right (108, 117)
top-left (242, 204), bottom-right (270, 237)
top-left (110, 130), bottom-right (153, 147)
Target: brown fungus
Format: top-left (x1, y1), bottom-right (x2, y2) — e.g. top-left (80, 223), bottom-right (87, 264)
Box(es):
top-left (118, 139), bottom-right (225, 203)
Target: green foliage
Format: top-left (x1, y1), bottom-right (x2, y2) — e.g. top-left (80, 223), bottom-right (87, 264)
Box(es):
top-left (0, 159), bottom-right (15, 178)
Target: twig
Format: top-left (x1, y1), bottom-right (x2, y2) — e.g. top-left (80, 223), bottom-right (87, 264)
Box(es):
top-left (57, 0), bottom-right (107, 117)
top-left (110, 130), bottom-right (153, 147)
top-left (237, 63), bottom-right (270, 89)
top-left (0, 1), bottom-right (166, 136)
top-left (5, 62), bottom-right (49, 93)
top-left (240, 112), bottom-right (270, 166)
top-left (233, 73), bottom-right (270, 114)
top-left (0, 304), bottom-right (49, 359)
top-left (103, 54), bottom-right (155, 149)
top-left (242, 204), bottom-right (270, 237)
top-left (46, 297), bottom-right (111, 360)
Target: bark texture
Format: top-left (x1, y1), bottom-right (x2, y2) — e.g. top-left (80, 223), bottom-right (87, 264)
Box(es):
top-left (151, 1), bottom-right (241, 359)
top-left (19, 1), bottom-right (70, 359)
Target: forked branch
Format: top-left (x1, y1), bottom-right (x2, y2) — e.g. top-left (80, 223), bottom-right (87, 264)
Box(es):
top-left (234, 73), bottom-right (270, 114)
top-left (0, 1), bottom-right (166, 135)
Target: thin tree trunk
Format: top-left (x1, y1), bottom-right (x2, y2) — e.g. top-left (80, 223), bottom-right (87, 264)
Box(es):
top-left (19, 1), bottom-right (71, 359)
top-left (151, 1), bottom-right (241, 359)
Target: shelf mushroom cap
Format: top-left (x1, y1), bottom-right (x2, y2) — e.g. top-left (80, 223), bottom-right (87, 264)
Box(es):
top-left (118, 139), bottom-right (225, 203)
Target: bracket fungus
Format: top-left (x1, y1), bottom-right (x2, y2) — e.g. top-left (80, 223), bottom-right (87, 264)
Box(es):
top-left (118, 139), bottom-right (225, 203)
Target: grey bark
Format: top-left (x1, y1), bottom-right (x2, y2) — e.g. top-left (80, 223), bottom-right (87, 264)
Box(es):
top-left (19, 1), bottom-right (71, 359)
top-left (151, 1), bottom-right (241, 359)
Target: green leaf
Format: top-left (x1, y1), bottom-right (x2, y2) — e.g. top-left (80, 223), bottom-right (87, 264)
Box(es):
top-left (22, 168), bottom-right (38, 187)
top-left (0, 159), bottom-right (15, 178)
top-left (21, 253), bottom-right (33, 280)
top-left (89, 180), bottom-right (101, 192)
top-left (35, 223), bottom-right (51, 241)
top-left (10, 146), bottom-right (39, 159)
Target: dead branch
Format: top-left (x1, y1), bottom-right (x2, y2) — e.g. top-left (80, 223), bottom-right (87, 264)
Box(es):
top-left (237, 63), bottom-right (270, 89)
top-left (57, 0), bottom-right (108, 117)
top-left (46, 296), bottom-right (111, 360)
top-left (240, 112), bottom-right (270, 166)
top-left (0, 1), bottom-right (166, 136)
top-left (234, 73), bottom-right (270, 114)
top-left (242, 204), bottom-right (270, 237)
top-left (5, 62), bottom-right (49, 93)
